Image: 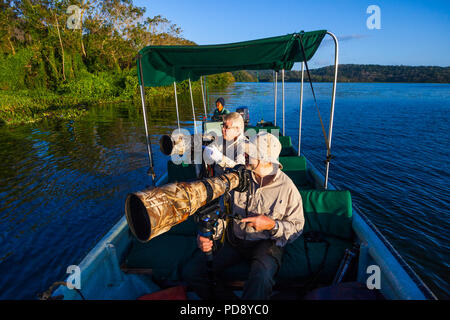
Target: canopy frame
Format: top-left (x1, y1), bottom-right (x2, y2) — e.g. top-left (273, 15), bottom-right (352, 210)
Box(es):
top-left (136, 30), bottom-right (338, 187)
top-left (323, 31), bottom-right (339, 189)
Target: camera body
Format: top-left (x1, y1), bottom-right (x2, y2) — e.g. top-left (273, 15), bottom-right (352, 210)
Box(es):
top-left (195, 201), bottom-right (221, 239)
top-left (194, 164), bottom-right (250, 250)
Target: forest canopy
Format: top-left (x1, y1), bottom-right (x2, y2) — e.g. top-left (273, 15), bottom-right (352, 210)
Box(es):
top-left (0, 0), bottom-right (214, 92)
top-left (0, 0), bottom-right (234, 125)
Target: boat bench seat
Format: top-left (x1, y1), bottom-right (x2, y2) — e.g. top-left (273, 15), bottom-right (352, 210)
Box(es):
top-left (278, 136), bottom-right (297, 157)
top-left (123, 216), bottom-right (199, 282)
top-left (123, 190), bottom-right (353, 288)
top-left (279, 156), bottom-right (310, 189)
top-left (223, 190), bottom-right (354, 285)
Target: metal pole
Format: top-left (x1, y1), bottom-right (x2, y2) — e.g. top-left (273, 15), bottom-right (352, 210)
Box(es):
top-left (173, 82), bottom-right (180, 130)
top-left (324, 31), bottom-right (339, 189)
top-left (274, 71), bottom-right (277, 126)
top-left (282, 68), bottom-right (285, 136)
top-left (138, 55), bottom-right (155, 181)
top-left (200, 76), bottom-right (207, 120)
top-left (298, 62), bottom-right (304, 156)
top-left (188, 78), bottom-right (198, 134)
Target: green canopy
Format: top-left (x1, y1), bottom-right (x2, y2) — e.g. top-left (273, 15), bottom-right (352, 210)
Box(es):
top-left (137, 30), bottom-right (327, 87)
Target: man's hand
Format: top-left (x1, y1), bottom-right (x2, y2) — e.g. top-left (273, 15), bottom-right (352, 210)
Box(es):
top-left (197, 235), bottom-right (213, 252)
top-left (241, 215), bottom-right (276, 232)
top-left (204, 145), bottom-right (223, 163)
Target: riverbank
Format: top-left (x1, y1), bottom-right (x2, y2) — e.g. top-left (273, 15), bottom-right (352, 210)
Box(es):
top-left (0, 90), bottom-right (131, 127)
top-left (0, 72), bottom-right (232, 127)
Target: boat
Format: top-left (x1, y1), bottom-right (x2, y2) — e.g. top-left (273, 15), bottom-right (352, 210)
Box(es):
top-left (46, 30), bottom-right (437, 300)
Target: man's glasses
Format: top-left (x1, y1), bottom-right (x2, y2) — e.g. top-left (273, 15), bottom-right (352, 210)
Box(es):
top-left (222, 123), bottom-right (238, 130)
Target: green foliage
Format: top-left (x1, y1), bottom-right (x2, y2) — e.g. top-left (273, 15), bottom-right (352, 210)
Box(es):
top-left (0, 48), bottom-right (34, 90)
top-left (232, 70), bottom-right (257, 82)
top-left (58, 70), bottom-right (119, 98)
top-left (205, 72), bottom-right (235, 88)
top-left (0, 1), bottom-right (236, 126)
top-left (121, 71), bottom-right (140, 99)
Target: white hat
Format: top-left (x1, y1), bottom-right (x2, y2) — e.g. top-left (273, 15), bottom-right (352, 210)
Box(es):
top-left (246, 131), bottom-right (282, 167)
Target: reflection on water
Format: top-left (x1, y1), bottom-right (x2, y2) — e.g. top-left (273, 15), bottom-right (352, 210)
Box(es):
top-left (0, 93), bottom-right (209, 299)
top-left (0, 83), bottom-right (449, 299)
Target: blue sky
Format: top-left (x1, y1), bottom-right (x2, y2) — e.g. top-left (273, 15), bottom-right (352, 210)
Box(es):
top-left (134, 0), bottom-right (450, 68)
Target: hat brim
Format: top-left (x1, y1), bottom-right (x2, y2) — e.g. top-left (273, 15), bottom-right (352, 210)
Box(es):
top-left (245, 142), bottom-right (282, 168)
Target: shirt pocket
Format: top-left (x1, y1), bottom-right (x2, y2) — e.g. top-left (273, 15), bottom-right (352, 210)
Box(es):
top-left (267, 198), bottom-right (288, 220)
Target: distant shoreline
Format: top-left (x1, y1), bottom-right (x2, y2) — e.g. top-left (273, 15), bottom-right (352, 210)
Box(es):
top-left (234, 81), bottom-right (450, 84)
top-left (233, 65), bottom-right (450, 84)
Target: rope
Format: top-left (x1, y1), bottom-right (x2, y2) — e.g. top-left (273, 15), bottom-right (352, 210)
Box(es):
top-left (188, 78), bottom-right (198, 134)
top-left (282, 69), bottom-right (285, 136)
top-left (173, 82), bottom-right (181, 130)
top-left (200, 76), bottom-right (207, 120)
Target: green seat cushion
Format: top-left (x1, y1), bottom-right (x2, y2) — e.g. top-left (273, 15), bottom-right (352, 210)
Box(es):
top-left (277, 235), bottom-right (352, 284)
top-left (278, 136), bottom-right (292, 149)
top-left (280, 156), bottom-right (309, 188)
top-left (223, 189), bottom-right (354, 285)
top-left (125, 234), bottom-right (197, 281)
top-left (300, 190), bottom-right (353, 239)
top-left (284, 170), bottom-right (310, 188)
top-left (279, 156), bottom-right (307, 171)
top-left (167, 161), bottom-right (197, 183)
top-left (278, 137), bottom-right (295, 156)
top-left (280, 146), bottom-right (297, 157)
top-left (222, 235), bottom-right (352, 285)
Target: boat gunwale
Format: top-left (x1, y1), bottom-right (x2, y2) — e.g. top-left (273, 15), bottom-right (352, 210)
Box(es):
top-left (305, 156), bottom-right (437, 300)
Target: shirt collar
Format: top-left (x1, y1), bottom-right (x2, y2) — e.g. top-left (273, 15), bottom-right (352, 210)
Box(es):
top-left (250, 166), bottom-right (282, 188)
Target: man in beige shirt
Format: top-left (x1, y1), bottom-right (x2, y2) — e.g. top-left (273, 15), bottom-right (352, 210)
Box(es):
top-left (183, 132), bottom-right (304, 300)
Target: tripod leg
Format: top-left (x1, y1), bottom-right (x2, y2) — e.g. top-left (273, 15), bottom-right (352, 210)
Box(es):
top-left (205, 242), bottom-right (216, 298)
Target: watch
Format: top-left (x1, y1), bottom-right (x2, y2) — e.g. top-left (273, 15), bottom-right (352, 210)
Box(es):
top-left (270, 221), bottom-right (279, 236)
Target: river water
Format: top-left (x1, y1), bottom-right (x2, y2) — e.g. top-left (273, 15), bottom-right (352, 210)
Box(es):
top-left (0, 82), bottom-right (448, 299)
